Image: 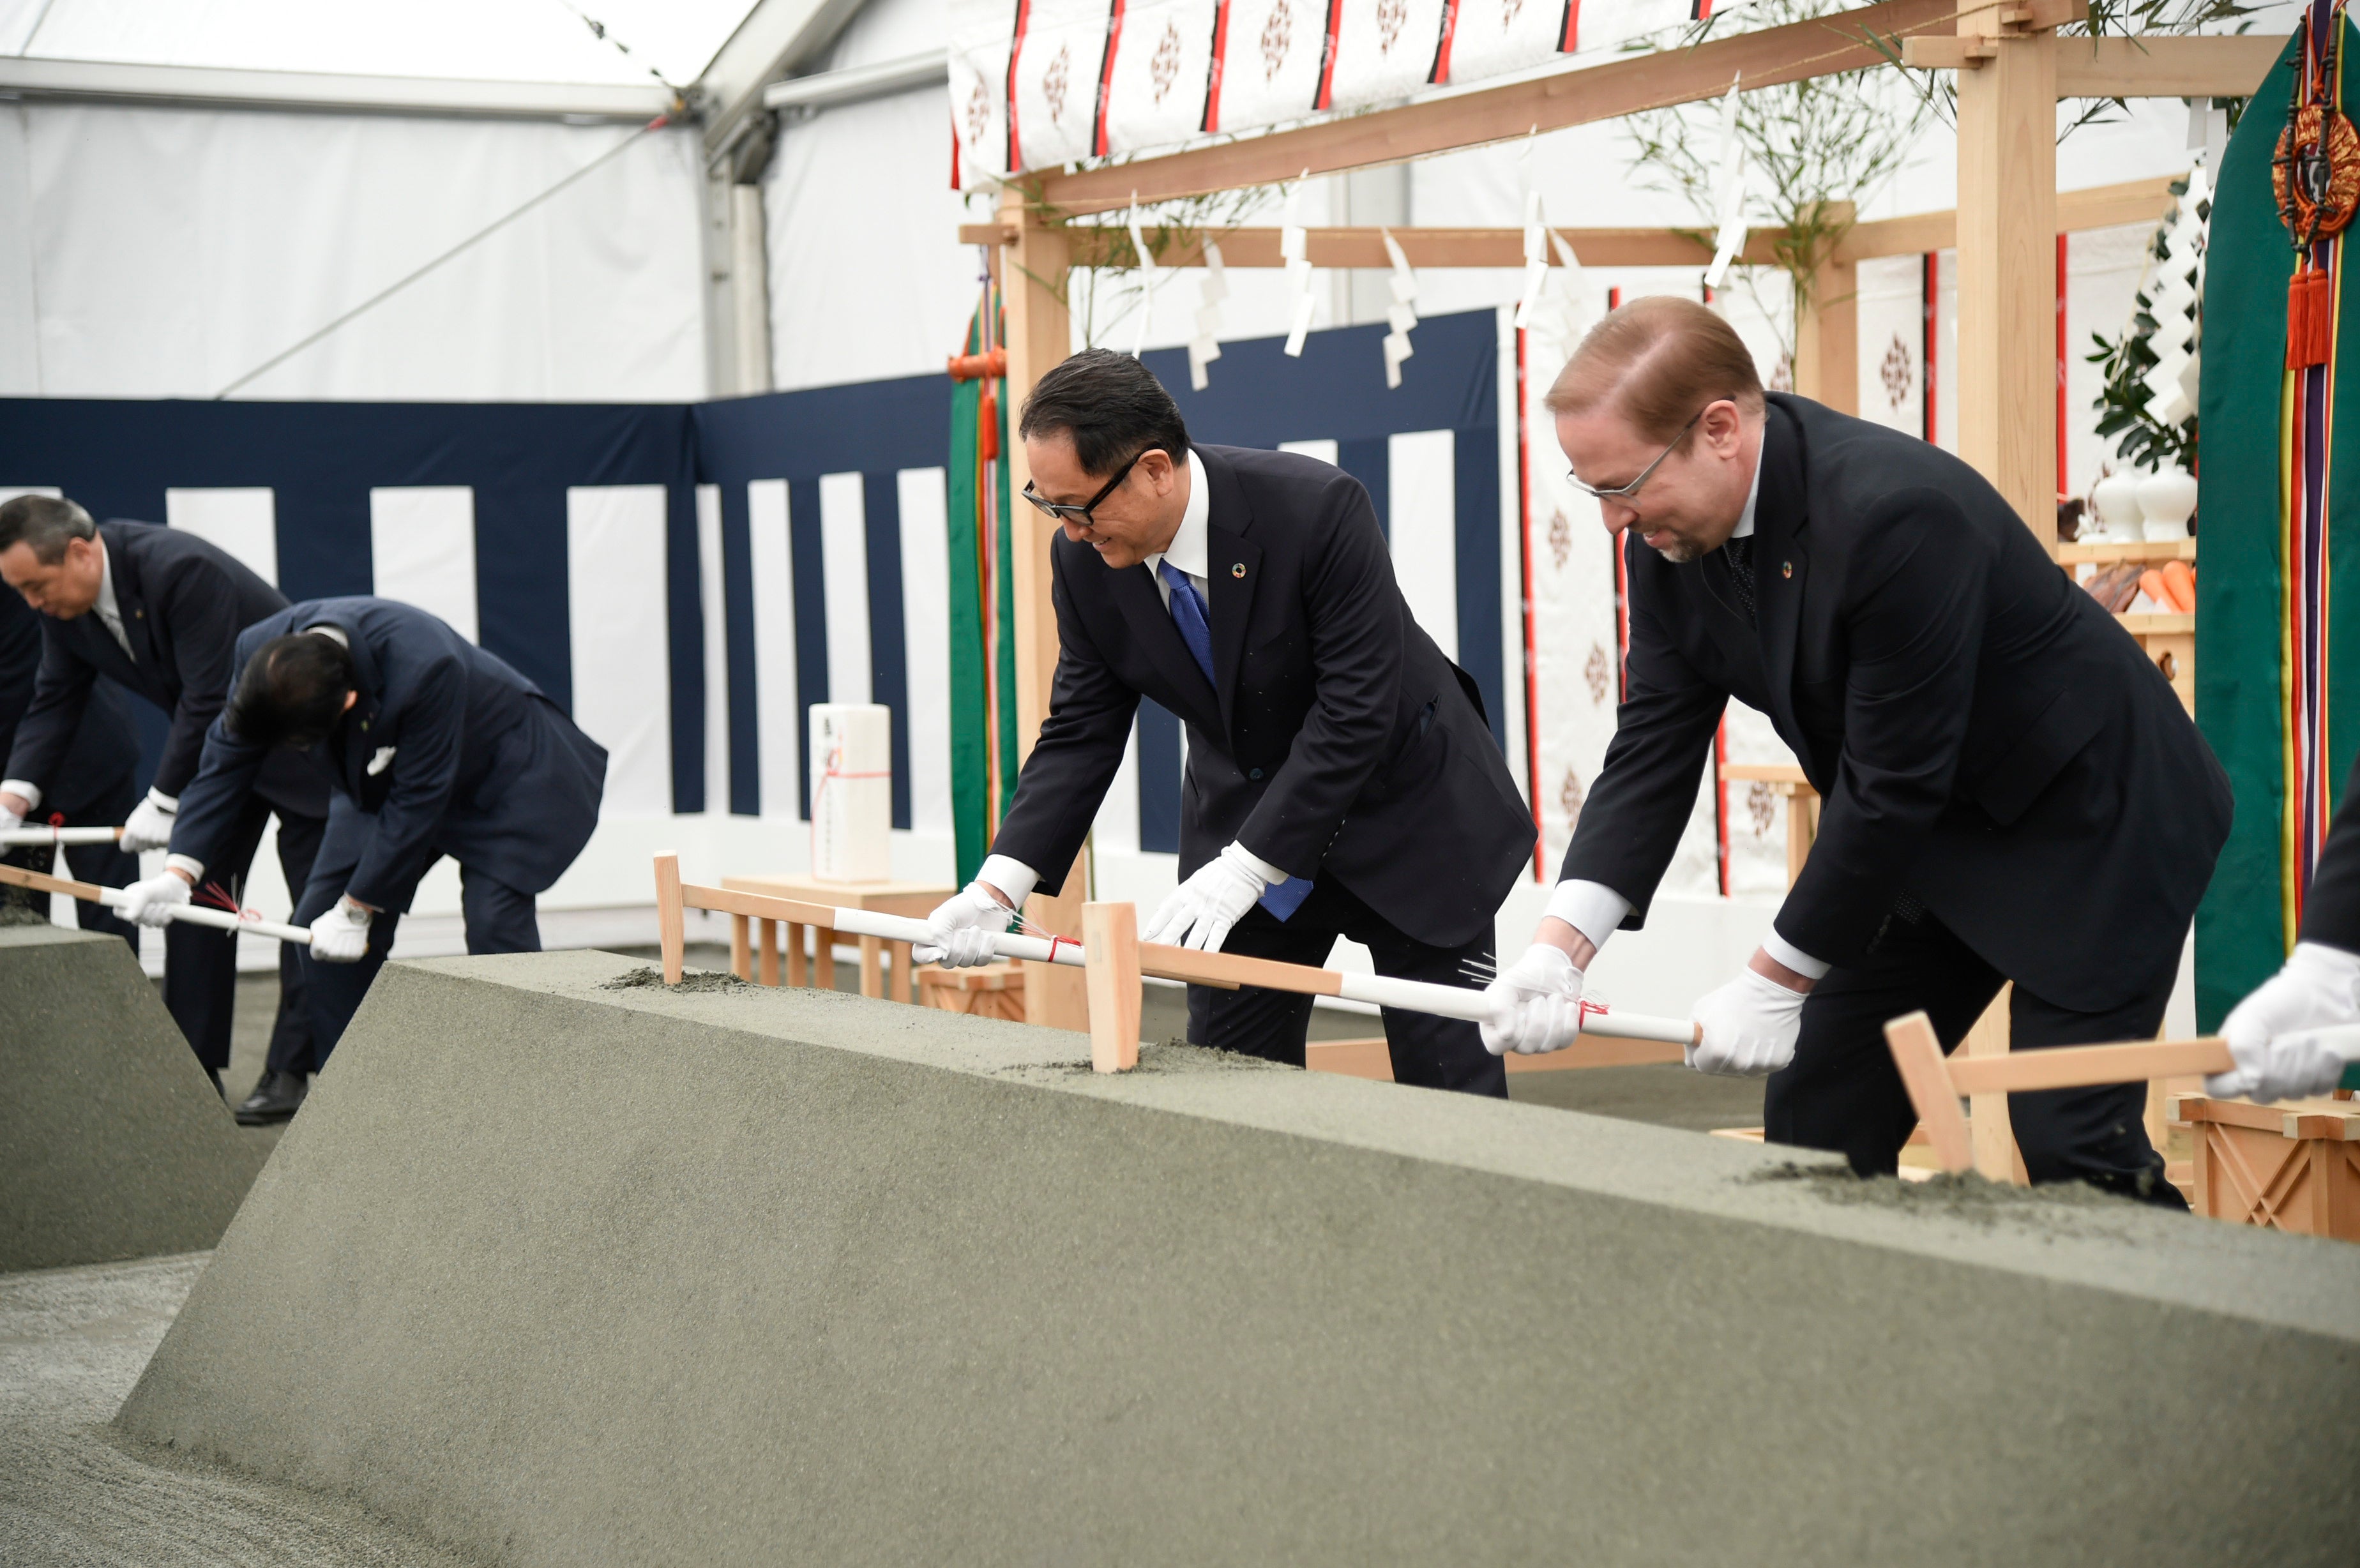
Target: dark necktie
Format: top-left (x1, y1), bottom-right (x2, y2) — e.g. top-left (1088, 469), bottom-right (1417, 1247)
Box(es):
top-left (1158, 560), bottom-right (1216, 684)
top-left (1156, 557), bottom-right (1311, 921)
top-left (1723, 534), bottom-right (1758, 627)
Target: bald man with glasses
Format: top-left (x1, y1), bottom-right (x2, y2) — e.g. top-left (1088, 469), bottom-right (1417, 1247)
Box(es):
top-left (918, 349), bottom-right (1536, 1095)
top-left (1485, 296), bottom-right (2230, 1203)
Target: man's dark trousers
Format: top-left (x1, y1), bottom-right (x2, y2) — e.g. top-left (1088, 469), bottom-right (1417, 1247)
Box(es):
top-left (1184, 878), bottom-right (1507, 1097)
top-left (1765, 905), bottom-right (2183, 1207)
top-left (292, 846), bottom-right (540, 1063)
top-left (164, 797), bottom-right (325, 1075)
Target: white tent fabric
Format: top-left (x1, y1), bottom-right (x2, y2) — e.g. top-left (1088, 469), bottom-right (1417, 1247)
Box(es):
top-left (0, 102), bottom-right (704, 400)
top-left (0, 0), bottom-right (755, 86)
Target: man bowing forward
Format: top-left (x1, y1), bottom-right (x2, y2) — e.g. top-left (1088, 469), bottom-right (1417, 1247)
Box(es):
top-left (921, 350), bottom-right (1535, 1095)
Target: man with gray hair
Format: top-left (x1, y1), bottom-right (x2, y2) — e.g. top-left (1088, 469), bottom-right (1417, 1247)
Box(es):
top-left (1484, 296), bottom-right (2228, 1203)
top-left (0, 494), bottom-right (328, 1112)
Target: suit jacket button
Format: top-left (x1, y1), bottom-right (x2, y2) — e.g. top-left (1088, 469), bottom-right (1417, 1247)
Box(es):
top-left (1249, 767), bottom-right (1263, 780)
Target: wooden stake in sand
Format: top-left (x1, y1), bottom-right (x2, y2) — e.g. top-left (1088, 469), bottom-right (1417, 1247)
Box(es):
top-left (1080, 901), bottom-right (1142, 1074)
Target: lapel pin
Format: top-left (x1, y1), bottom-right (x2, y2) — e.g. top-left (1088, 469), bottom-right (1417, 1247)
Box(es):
top-left (1781, 561), bottom-right (1793, 578)
top-left (1231, 562), bottom-right (1246, 577)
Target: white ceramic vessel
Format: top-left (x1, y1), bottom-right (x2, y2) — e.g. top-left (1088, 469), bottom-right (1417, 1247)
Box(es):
top-left (2137, 466), bottom-right (2198, 541)
top-left (2090, 470), bottom-right (2146, 543)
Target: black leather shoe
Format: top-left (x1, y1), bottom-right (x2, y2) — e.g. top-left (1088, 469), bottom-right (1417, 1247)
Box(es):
top-left (234, 1070), bottom-right (308, 1126)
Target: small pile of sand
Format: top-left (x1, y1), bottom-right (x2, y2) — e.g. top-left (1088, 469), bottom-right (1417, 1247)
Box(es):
top-left (599, 966), bottom-right (752, 995)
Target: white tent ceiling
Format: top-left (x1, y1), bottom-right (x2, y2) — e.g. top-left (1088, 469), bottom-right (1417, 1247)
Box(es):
top-left (0, 0), bottom-right (766, 87)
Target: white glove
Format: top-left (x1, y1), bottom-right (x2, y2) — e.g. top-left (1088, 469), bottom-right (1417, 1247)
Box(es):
top-left (0, 802), bottom-right (20, 835)
top-left (307, 898), bottom-right (372, 963)
top-left (914, 882), bottom-right (1015, 967)
top-left (118, 870), bottom-right (191, 928)
top-left (1687, 966), bottom-right (1810, 1077)
top-left (1480, 943), bottom-right (1588, 1056)
top-left (119, 790), bottom-right (178, 853)
top-left (2210, 941), bottom-right (2360, 1102)
top-left (1142, 842), bottom-right (1271, 953)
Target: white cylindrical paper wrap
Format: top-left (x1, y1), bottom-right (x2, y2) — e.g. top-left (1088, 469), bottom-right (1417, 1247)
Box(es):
top-left (808, 704), bottom-right (893, 884)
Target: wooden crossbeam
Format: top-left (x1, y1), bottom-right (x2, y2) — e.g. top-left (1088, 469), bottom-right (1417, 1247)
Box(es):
top-left (957, 175), bottom-right (2177, 271)
top-left (1903, 33), bottom-right (2281, 97)
top-left (1037, 0), bottom-right (1962, 215)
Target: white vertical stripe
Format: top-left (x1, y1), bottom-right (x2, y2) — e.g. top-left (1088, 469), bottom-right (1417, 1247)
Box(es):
top-left (1098, 714), bottom-right (1142, 856)
top-left (565, 484), bottom-right (670, 818)
top-left (747, 479), bottom-right (799, 819)
top-left (697, 484), bottom-right (730, 817)
top-left (1388, 429), bottom-right (1458, 660)
top-left (817, 471), bottom-right (871, 705)
top-left (896, 467), bottom-right (952, 838)
top-left (367, 486), bottom-right (478, 642)
top-left (165, 488), bottom-right (276, 585)
top-left (1278, 438), bottom-right (1339, 466)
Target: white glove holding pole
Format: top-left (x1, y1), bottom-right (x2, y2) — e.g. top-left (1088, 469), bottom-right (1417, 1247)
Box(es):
top-left (1687, 966), bottom-right (1809, 1076)
top-left (1480, 943), bottom-right (1587, 1055)
top-left (119, 789), bottom-right (178, 854)
top-left (118, 869), bottom-right (191, 927)
top-left (2210, 941), bottom-right (2360, 1102)
top-left (1142, 842), bottom-right (1271, 953)
top-left (308, 898), bottom-right (372, 963)
top-left (914, 882), bottom-right (1016, 968)
top-left (0, 802), bottom-right (19, 835)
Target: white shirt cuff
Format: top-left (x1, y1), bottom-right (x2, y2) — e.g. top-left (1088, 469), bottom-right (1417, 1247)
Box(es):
top-left (1546, 878), bottom-right (1632, 951)
top-left (1, 780), bottom-right (42, 810)
top-left (1761, 926), bottom-right (1831, 980)
top-left (1225, 841), bottom-right (1289, 888)
top-left (976, 855), bottom-right (1038, 910)
top-left (166, 853), bottom-right (206, 882)
top-left (146, 786), bottom-right (178, 811)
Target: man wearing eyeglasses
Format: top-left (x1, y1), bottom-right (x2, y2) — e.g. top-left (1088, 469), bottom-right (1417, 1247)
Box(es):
top-left (1485, 295), bottom-right (2229, 1202)
top-left (918, 349), bottom-right (1536, 1095)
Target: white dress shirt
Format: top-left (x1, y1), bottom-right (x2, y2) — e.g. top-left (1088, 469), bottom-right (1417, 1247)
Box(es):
top-left (1143, 449), bottom-right (1211, 610)
top-left (1549, 432), bottom-right (1827, 979)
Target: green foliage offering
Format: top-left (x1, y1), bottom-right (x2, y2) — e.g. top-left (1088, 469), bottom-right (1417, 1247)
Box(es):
top-left (1624, 0), bottom-right (1933, 363)
top-left (2087, 175), bottom-right (2200, 474)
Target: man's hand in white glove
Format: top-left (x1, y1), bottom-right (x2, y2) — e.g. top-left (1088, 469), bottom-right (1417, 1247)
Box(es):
top-left (119, 869), bottom-right (192, 927)
top-left (1481, 943), bottom-right (1587, 1056)
top-left (308, 898), bottom-right (373, 963)
top-left (914, 882), bottom-right (1015, 967)
top-left (2211, 941), bottom-right (2360, 1102)
top-left (1688, 963), bottom-right (1811, 1076)
top-left (1142, 843), bottom-right (1271, 953)
top-left (0, 787), bottom-right (27, 834)
top-left (119, 790), bottom-right (177, 853)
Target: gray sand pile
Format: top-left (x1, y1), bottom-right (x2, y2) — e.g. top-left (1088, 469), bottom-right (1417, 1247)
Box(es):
top-left (114, 949), bottom-right (2360, 1565)
top-left (1, 926), bottom-right (271, 1270)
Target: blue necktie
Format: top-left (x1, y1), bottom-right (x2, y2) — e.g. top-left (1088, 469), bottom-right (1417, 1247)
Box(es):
top-left (1157, 559), bottom-right (1312, 921)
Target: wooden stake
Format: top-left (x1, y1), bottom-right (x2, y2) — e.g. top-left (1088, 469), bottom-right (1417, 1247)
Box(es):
top-left (730, 913), bottom-right (751, 981)
top-left (759, 917), bottom-right (778, 986)
top-left (1946, 1037), bottom-right (2232, 1094)
top-left (1962, 986), bottom-right (2022, 1184)
top-left (1885, 1010), bottom-right (1974, 1175)
top-left (1080, 901), bottom-right (1142, 1073)
top-left (653, 852), bottom-right (686, 986)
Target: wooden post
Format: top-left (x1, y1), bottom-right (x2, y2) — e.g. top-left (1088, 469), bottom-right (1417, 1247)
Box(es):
top-left (1962, 986), bottom-right (2025, 1184)
top-left (1953, 10), bottom-right (2059, 547)
top-left (654, 852), bottom-right (686, 986)
top-left (1081, 901), bottom-right (1143, 1073)
top-left (858, 933), bottom-right (884, 997)
top-left (1789, 202), bottom-right (1857, 415)
top-left (1884, 1009), bottom-right (1973, 1173)
top-left (999, 185), bottom-right (1092, 1032)
top-left (730, 914), bottom-right (751, 981)
top-left (785, 921), bottom-right (806, 987)
top-left (759, 918), bottom-right (778, 987)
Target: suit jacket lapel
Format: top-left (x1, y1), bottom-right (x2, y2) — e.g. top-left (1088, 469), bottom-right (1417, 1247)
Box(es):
top-left (322, 616), bottom-right (386, 797)
top-left (1754, 403), bottom-right (1810, 746)
top-left (107, 532), bottom-right (160, 670)
top-left (1199, 449), bottom-right (1260, 737)
top-left (1105, 561), bottom-right (1222, 731)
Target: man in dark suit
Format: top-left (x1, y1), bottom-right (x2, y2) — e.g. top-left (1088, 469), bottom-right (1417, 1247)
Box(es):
top-left (918, 349), bottom-right (1535, 1095)
top-left (2209, 751), bottom-right (2360, 1102)
top-left (0, 580), bottom-right (142, 947)
top-left (1484, 297), bottom-right (2230, 1202)
top-left (117, 596), bottom-right (609, 1064)
top-left (0, 495), bottom-right (328, 1109)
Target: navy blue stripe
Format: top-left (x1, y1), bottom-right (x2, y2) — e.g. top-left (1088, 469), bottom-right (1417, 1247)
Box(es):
top-left (1452, 430), bottom-right (1505, 750)
top-left (666, 483), bottom-right (705, 814)
top-left (475, 486), bottom-right (572, 712)
top-left (1146, 309), bottom-right (1498, 446)
top-left (718, 485), bottom-right (761, 815)
top-left (863, 473), bottom-right (913, 832)
top-left (1136, 698), bottom-right (1183, 854)
top-left (1335, 439), bottom-right (1389, 539)
top-left (787, 478), bottom-right (829, 822)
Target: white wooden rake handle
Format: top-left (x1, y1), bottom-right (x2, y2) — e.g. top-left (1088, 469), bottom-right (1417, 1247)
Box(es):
top-left (0, 825), bottom-right (126, 847)
top-left (0, 860), bottom-right (310, 944)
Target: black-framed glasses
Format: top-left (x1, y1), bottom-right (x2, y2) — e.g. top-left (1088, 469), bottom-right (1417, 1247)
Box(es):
top-left (1565, 409), bottom-right (1705, 503)
top-left (1022, 446), bottom-right (1150, 524)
